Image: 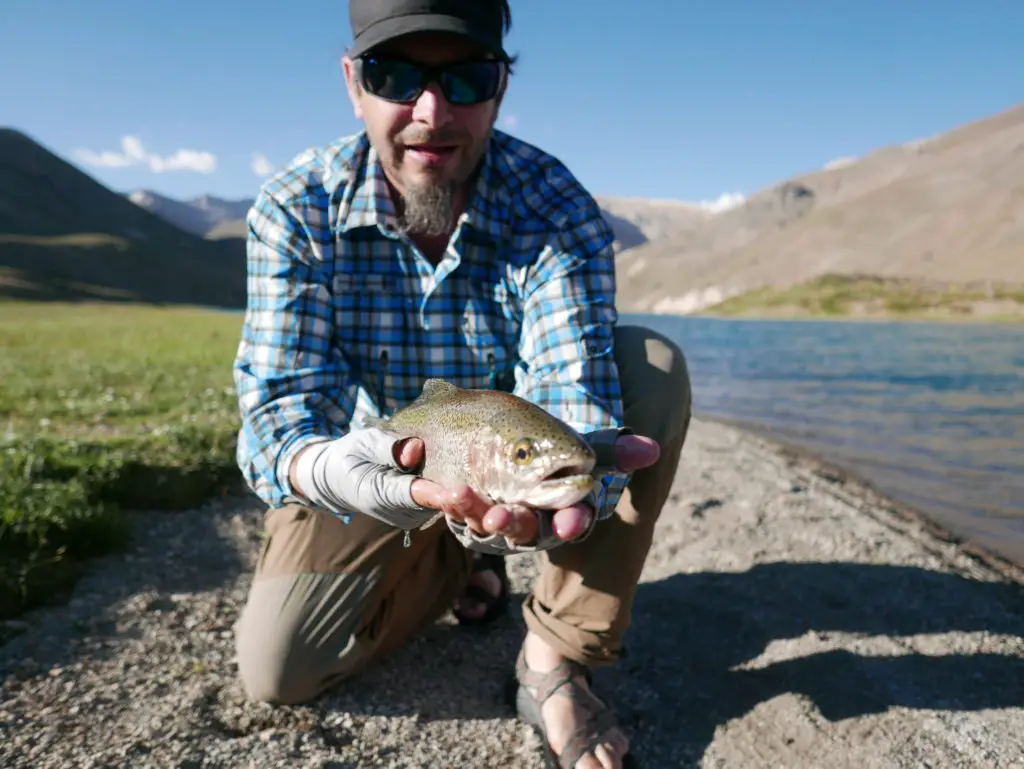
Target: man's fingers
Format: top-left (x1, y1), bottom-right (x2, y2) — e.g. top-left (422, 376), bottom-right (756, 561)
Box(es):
top-left (408, 477), bottom-right (447, 510)
top-left (409, 479), bottom-right (491, 532)
top-left (483, 504), bottom-right (539, 545)
top-left (482, 506), bottom-right (513, 535)
top-left (614, 434), bottom-right (660, 471)
top-left (393, 437), bottom-right (425, 470)
top-left (479, 502), bottom-right (591, 545)
top-left (552, 504), bottom-right (593, 541)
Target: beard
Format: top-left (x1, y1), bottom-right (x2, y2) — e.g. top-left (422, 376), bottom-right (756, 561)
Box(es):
top-left (396, 178), bottom-right (457, 237)
top-left (390, 123), bottom-right (490, 237)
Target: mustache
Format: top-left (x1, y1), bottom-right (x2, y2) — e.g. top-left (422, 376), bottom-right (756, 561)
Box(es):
top-left (399, 126), bottom-right (468, 146)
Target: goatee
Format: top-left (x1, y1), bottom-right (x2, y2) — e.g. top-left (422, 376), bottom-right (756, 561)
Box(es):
top-left (397, 181), bottom-right (456, 237)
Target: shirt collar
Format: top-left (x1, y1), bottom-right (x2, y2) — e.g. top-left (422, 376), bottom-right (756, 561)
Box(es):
top-left (331, 135), bottom-right (401, 236)
top-left (459, 135), bottom-right (513, 245)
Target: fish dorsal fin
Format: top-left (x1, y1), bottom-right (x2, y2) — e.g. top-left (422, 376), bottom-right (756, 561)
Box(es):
top-left (420, 378), bottom-right (459, 401)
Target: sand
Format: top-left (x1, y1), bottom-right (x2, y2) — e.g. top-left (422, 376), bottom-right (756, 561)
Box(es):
top-left (2, 418), bottom-right (1022, 768)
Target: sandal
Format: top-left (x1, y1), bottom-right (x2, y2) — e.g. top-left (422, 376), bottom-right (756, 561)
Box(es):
top-left (510, 647), bottom-right (636, 768)
top-left (453, 552), bottom-right (509, 628)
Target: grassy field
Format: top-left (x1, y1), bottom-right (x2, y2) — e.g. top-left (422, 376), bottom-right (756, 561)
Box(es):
top-left (0, 301), bottom-right (245, 620)
top-left (704, 274), bottom-right (1024, 322)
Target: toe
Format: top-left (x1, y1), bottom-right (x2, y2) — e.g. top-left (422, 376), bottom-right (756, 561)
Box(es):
top-left (593, 743), bottom-right (619, 769)
top-left (453, 568), bottom-right (503, 621)
top-left (453, 597), bottom-right (486, 619)
top-left (609, 730), bottom-right (630, 757)
top-left (573, 753), bottom-right (606, 769)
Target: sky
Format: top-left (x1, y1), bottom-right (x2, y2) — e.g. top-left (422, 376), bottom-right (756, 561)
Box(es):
top-left (1, 1), bottom-right (1022, 207)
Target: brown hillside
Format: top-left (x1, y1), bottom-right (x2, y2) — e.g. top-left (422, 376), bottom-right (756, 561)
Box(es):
top-left (617, 103), bottom-right (1024, 313)
top-left (594, 195), bottom-right (712, 252)
top-left (0, 128), bottom-right (246, 308)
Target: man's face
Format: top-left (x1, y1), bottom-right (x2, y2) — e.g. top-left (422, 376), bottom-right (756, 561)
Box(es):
top-left (342, 32), bottom-right (506, 235)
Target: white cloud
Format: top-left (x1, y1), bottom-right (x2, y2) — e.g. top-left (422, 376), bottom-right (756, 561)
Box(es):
top-left (700, 191), bottom-right (745, 214)
top-left (824, 155), bottom-right (857, 171)
top-left (74, 135), bottom-right (217, 174)
top-left (501, 114), bottom-right (518, 129)
top-left (250, 152), bottom-right (275, 178)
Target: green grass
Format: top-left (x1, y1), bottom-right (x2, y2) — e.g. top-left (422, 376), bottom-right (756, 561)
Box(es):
top-left (0, 301), bottom-right (246, 620)
top-left (704, 273), bottom-right (1024, 322)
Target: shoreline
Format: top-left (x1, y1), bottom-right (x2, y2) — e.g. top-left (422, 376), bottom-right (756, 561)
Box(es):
top-left (710, 415), bottom-right (1024, 585)
top-left (2, 417), bottom-right (1022, 768)
top-left (624, 308), bottom-right (1024, 326)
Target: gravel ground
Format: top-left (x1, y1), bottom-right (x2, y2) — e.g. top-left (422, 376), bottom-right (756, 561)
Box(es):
top-left (2, 418), bottom-right (1023, 768)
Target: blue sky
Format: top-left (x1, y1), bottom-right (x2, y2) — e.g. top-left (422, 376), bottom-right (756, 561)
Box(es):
top-left (2, 0), bottom-right (1021, 205)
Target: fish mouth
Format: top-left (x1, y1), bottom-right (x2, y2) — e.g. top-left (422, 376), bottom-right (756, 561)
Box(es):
top-left (525, 465), bottom-right (596, 509)
top-left (542, 465), bottom-right (593, 482)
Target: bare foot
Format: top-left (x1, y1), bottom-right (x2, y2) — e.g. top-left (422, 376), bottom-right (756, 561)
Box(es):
top-left (521, 632), bottom-right (630, 769)
top-left (452, 567), bottom-right (502, 621)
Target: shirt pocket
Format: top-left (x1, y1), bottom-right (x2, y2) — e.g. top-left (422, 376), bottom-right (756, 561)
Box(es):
top-left (459, 281), bottom-right (518, 391)
top-left (331, 272), bottom-right (410, 410)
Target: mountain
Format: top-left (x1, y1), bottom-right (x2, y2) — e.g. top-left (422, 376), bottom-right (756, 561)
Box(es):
top-left (616, 102), bottom-right (1024, 314)
top-left (8, 102), bottom-right (1018, 315)
top-left (125, 189), bottom-right (252, 241)
top-left (592, 195), bottom-right (715, 252)
top-left (124, 187), bottom-right (721, 253)
top-left (0, 128), bottom-right (247, 307)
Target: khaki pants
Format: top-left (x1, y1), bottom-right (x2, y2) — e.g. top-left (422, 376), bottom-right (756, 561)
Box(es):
top-left (234, 324), bottom-right (692, 704)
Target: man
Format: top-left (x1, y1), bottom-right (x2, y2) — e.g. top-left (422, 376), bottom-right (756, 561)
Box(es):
top-left (231, 2), bottom-right (692, 768)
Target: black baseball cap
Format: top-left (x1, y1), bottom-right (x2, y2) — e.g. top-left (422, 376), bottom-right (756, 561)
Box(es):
top-left (347, 0), bottom-right (511, 62)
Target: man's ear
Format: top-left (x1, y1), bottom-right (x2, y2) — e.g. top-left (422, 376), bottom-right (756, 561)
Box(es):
top-left (341, 55), bottom-right (365, 120)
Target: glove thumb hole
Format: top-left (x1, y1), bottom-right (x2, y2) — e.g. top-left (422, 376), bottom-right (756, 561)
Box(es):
top-left (392, 437), bottom-right (425, 472)
top-left (360, 427), bottom-right (422, 472)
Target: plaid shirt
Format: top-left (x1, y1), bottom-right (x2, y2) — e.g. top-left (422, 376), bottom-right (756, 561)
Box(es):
top-left (233, 129), bottom-right (628, 523)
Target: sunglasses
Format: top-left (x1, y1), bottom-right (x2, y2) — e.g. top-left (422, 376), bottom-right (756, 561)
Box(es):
top-left (356, 55), bottom-right (505, 106)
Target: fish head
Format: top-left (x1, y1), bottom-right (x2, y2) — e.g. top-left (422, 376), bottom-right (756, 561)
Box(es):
top-left (471, 396), bottom-right (599, 510)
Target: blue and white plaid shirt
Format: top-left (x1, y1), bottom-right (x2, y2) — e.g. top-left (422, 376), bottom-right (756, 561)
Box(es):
top-left (233, 128), bottom-right (628, 527)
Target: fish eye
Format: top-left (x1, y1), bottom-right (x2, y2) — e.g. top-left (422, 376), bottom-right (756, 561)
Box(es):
top-left (511, 438), bottom-right (535, 464)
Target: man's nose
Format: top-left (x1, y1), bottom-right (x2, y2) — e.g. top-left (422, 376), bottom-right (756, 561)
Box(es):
top-left (411, 82), bottom-right (452, 127)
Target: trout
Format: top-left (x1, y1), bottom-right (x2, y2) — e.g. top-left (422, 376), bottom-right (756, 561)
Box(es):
top-left (364, 378), bottom-right (598, 510)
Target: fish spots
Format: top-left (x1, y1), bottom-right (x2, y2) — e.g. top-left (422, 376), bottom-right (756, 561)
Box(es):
top-left (378, 378), bottom-right (598, 508)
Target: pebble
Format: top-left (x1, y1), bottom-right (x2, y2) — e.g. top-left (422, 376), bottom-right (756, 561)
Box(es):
top-left (1, 421), bottom-right (1022, 769)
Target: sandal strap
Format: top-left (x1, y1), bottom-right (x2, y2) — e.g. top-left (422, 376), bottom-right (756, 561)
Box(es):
top-left (559, 707), bottom-right (621, 769)
top-left (515, 648), bottom-right (586, 706)
top-left (514, 648), bottom-right (624, 769)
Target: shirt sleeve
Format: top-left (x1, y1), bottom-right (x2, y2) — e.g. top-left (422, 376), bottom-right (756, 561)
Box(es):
top-left (232, 189), bottom-right (355, 508)
top-left (514, 198), bottom-right (630, 519)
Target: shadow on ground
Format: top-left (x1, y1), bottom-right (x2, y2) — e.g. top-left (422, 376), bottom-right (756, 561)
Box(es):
top-left (0, 499), bottom-right (256, 672)
top-left (4, 505), bottom-right (1022, 769)
top-left (321, 561), bottom-right (1024, 766)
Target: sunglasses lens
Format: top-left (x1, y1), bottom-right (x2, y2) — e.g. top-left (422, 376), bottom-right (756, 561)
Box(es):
top-left (440, 62), bottom-right (502, 105)
top-left (360, 57), bottom-right (502, 105)
top-left (360, 58), bottom-right (424, 102)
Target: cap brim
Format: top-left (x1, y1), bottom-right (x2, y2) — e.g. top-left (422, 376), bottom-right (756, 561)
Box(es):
top-left (347, 13), bottom-right (509, 61)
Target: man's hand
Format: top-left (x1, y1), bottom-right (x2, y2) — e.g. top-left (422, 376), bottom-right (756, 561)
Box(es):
top-left (399, 433), bottom-right (660, 547)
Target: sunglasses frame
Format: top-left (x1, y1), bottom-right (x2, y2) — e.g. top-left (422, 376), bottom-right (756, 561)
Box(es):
top-left (354, 54), bottom-right (506, 106)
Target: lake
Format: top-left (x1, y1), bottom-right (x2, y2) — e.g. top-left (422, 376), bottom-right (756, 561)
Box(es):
top-left (623, 313), bottom-right (1024, 568)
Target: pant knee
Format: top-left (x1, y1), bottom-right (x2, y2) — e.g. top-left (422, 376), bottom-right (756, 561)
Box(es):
top-left (234, 572), bottom-right (372, 705)
top-left (613, 324), bottom-right (692, 444)
top-left (238, 656), bottom-right (314, 705)
top-left (235, 616), bottom-right (345, 705)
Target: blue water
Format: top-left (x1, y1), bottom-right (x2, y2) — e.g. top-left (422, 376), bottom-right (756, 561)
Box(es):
top-left (624, 314), bottom-right (1024, 567)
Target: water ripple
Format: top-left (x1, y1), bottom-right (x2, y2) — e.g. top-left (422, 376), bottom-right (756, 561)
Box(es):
top-left (625, 314), bottom-right (1024, 566)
